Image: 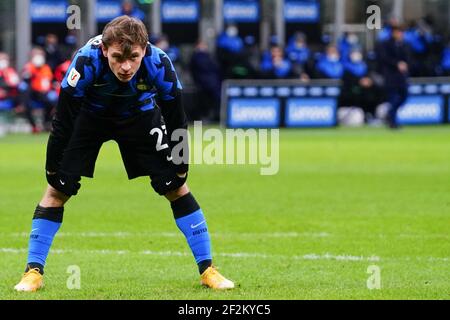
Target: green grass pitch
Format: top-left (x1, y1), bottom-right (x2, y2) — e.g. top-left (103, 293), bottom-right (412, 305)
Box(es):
top-left (0, 126), bottom-right (449, 300)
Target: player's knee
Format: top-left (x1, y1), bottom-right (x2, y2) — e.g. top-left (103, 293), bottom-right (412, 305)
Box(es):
top-left (40, 185), bottom-right (70, 207)
top-left (165, 183), bottom-right (190, 202)
top-left (150, 171), bottom-right (188, 197)
top-left (46, 172), bottom-right (81, 197)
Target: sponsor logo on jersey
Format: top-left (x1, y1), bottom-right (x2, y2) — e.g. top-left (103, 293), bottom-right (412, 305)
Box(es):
top-left (137, 78), bottom-right (151, 91)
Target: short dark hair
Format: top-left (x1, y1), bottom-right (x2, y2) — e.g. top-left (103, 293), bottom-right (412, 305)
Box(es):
top-left (102, 15), bottom-right (148, 57)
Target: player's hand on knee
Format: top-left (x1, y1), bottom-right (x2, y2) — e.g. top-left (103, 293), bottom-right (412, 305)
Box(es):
top-left (150, 170), bottom-right (188, 196)
top-left (46, 171), bottom-right (81, 197)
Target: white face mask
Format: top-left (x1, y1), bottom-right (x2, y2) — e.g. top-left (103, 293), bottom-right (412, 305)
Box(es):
top-left (351, 52), bottom-right (363, 62)
top-left (32, 55), bottom-right (45, 67)
top-left (0, 59), bottom-right (9, 70)
top-left (295, 41), bottom-right (305, 48)
top-left (328, 54), bottom-right (339, 62)
top-left (348, 34), bottom-right (359, 44)
top-left (226, 26), bottom-right (238, 37)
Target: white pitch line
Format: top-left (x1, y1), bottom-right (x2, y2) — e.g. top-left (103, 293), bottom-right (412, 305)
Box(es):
top-left (0, 247), bottom-right (379, 261)
top-left (1, 247), bottom-right (448, 262)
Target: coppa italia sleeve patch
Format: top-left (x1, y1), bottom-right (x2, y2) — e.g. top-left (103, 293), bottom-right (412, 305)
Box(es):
top-left (67, 68), bottom-right (81, 87)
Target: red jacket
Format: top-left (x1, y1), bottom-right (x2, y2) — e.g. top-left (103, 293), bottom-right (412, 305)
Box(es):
top-left (22, 63), bottom-right (53, 93)
top-left (0, 67), bottom-right (20, 99)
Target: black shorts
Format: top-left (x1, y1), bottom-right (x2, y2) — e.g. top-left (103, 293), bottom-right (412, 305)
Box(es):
top-left (59, 108), bottom-right (173, 180)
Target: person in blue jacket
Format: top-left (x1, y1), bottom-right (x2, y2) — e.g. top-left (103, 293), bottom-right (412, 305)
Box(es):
top-left (315, 46), bottom-right (344, 79)
top-left (286, 32), bottom-right (310, 66)
top-left (260, 45), bottom-right (293, 79)
top-left (441, 42), bottom-right (450, 76)
top-left (217, 24), bottom-right (244, 78)
top-left (122, 0), bottom-right (146, 22)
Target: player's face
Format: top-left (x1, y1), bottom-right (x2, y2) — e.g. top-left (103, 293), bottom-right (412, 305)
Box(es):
top-left (102, 43), bottom-right (146, 82)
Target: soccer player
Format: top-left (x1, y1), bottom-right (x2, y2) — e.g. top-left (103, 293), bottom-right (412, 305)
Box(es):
top-left (14, 16), bottom-right (234, 291)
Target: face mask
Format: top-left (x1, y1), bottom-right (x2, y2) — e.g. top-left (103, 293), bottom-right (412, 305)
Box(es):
top-left (351, 52), bottom-right (363, 63)
top-left (328, 54), bottom-right (339, 62)
top-left (226, 26), bottom-right (238, 37)
top-left (32, 55), bottom-right (45, 67)
top-left (347, 34), bottom-right (358, 44)
top-left (0, 59), bottom-right (9, 70)
top-left (295, 41), bottom-right (305, 48)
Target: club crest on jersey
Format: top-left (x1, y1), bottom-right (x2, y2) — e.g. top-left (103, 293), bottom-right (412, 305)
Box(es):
top-left (137, 78), bottom-right (151, 91)
top-left (67, 68), bottom-right (81, 87)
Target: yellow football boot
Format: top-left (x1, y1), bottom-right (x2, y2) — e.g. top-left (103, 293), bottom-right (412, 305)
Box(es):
top-left (201, 266), bottom-right (235, 289)
top-left (14, 268), bottom-right (44, 292)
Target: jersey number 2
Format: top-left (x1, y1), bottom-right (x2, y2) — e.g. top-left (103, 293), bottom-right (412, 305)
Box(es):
top-left (150, 127), bottom-right (169, 151)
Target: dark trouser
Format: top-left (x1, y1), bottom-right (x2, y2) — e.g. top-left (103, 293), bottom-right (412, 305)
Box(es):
top-left (339, 85), bottom-right (385, 118)
top-left (387, 87), bottom-right (408, 127)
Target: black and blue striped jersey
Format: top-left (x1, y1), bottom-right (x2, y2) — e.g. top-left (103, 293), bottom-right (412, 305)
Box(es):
top-left (61, 35), bottom-right (182, 117)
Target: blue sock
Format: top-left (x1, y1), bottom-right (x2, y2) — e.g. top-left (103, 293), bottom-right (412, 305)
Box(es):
top-left (171, 193), bottom-right (212, 274)
top-left (26, 206), bottom-right (63, 274)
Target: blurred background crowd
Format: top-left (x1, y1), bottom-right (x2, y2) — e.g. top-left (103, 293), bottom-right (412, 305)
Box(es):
top-left (1, 0), bottom-right (450, 132)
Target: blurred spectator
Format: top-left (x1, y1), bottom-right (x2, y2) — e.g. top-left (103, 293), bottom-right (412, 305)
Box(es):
top-left (260, 46), bottom-right (293, 79)
top-left (63, 30), bottom-right (78, 58)
top-left (343, 50), bottom-right (368, 78)
top-left (0, 52), bottom-right (20, 112)
top-left (440, 42), bottom-right (450, 76)
top-left (403, 21), bottom-right (433, 76)
top-left (422, 16), bottom-right (445, 76)
top-left (338, 32), bottom-right (361, 62)
top-left (378, 25), bottom-right (410, 129)
top-left (315, 46), bottom-right (344, 79)
top-left (20, 47), bottom-right (57, 133)
top-left (377, 16), bottom-right (401, 43)
top-left (242, 35), bottom-right (260, 76)
top-left (217, 24), bottom-right (244, 78)
top-left (122, 0), bottom-right (146, 22)
top-left (54, 57), bottom-right (72, 95)
top-left (260, 50), bottom-right (272, 71)
top-left (154, 34), bottom-right (180, 64)
top-left (190, 40), bottom-right (222, 121)
top-left (286, 32), bottom-right (312, 78)
top-left (64, 30), bottom-right (78, 48)
top-left (404, 23), bottom-right (428, 54)
top-left (339, 50), bottom-right (383, 121)
top-left (54, 59), bottom-right (71, 85)
top-left (286, 32), bottom-right (310, 65)
top-left (217, 25), bottom-right (244, 54)
top-left (43, 34), bottom-right (63, 71)
top-left (226, 36), bottom-right (260, 79)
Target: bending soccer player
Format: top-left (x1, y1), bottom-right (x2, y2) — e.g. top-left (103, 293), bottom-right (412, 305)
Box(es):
top-left (14, 16), bottom-right (234, 292)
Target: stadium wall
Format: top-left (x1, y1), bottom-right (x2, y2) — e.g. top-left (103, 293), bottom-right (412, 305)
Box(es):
top-left (221, 78), bottom-right (450, 128)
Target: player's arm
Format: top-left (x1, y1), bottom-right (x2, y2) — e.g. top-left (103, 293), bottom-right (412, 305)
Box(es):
top-left (153, 51), bottom-right (189, 174)
top-left (46, 50), bottom-right (94, 175)
top-left (45, 90), bottom-right (81, 173)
